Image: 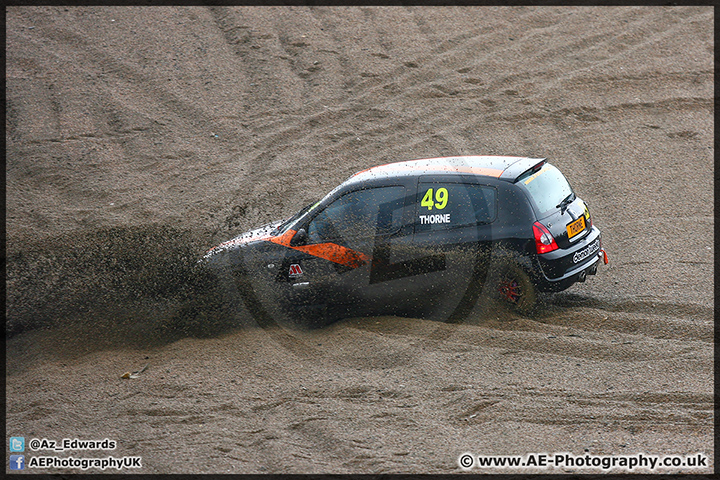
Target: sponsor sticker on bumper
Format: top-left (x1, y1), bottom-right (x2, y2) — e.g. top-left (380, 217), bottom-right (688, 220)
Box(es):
top-left (573, 238), bottom-right (600, 264)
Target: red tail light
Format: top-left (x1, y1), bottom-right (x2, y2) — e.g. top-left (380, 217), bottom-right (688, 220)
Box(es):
top-left (533, 221), bottom-right (559, 254)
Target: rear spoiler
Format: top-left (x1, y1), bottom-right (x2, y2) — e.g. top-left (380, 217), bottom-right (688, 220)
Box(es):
top-left (499, 158), bottom-right (547, 183)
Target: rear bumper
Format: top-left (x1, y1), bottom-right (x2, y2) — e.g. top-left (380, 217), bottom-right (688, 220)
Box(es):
top-left (536, 250), bottom-right (605, 292)
top-left (534, 226), bottom-right (604, 292)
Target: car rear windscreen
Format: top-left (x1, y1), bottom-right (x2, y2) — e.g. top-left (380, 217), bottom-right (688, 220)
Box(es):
top-left (516, 163), bottom-right (573, 217)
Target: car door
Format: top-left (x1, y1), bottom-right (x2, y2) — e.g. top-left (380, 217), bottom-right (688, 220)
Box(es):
top-left (277, 183), bottom-right (412, 317)
top-left (408, 177), bottom-right (498, 320)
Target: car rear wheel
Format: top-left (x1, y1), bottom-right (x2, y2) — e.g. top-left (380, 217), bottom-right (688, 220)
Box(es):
top-left (488, 260), bottom-right (537, 315)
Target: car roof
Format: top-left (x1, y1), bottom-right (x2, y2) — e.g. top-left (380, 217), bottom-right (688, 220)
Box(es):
top-left (348, 155), bottom-right (547, 185)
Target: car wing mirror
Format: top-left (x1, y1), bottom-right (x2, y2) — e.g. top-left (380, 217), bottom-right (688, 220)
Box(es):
top-left (290, 228), bottom-right (308, 246)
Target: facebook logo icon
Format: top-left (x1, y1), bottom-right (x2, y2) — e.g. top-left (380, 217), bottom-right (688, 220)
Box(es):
top-left (10, 455), bottom-right (25, 470)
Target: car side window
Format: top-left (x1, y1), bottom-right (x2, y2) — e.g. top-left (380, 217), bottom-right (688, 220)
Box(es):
top-left (415, 183), bottom-right (496, 232)
top-left (307, 186), bottom-right (406, 248)
top-left (467, 184), bottom-right (497, 224)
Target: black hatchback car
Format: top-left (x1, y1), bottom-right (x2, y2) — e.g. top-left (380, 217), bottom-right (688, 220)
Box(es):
top-left (204, 156), bottom-right (607, 324)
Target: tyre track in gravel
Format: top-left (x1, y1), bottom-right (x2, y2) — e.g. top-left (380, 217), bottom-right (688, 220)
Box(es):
top-left (330, 315), bottom-right (712, 460)
top-left (9, 10), bottom-right (243, 145)
top-left (7, 7), bottom-right (255, 243)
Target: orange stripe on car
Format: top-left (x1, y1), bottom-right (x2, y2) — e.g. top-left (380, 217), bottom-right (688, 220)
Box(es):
top-left (268, 230), bottom-right (370, 269)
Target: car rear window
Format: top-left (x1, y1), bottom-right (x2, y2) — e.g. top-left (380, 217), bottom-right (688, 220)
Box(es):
top-left (516, 163), bottom-right (573, 217)
top-left (415, 182), bottom-right (497, 232)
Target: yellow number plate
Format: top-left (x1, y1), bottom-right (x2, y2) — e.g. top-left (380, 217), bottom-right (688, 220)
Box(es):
top-left (566, 216), bottom-right (586, 239)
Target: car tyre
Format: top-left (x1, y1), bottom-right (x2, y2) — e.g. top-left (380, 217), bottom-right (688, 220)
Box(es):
top-left (487, 260), bottom-right (537, 315)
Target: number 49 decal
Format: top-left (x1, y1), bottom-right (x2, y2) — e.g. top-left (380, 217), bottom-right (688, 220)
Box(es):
top-left (421, 187), bottom-right (449, 210)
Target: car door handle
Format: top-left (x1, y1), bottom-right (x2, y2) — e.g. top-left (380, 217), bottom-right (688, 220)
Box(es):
top-left (292, 282), bottom-right (310, 290)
